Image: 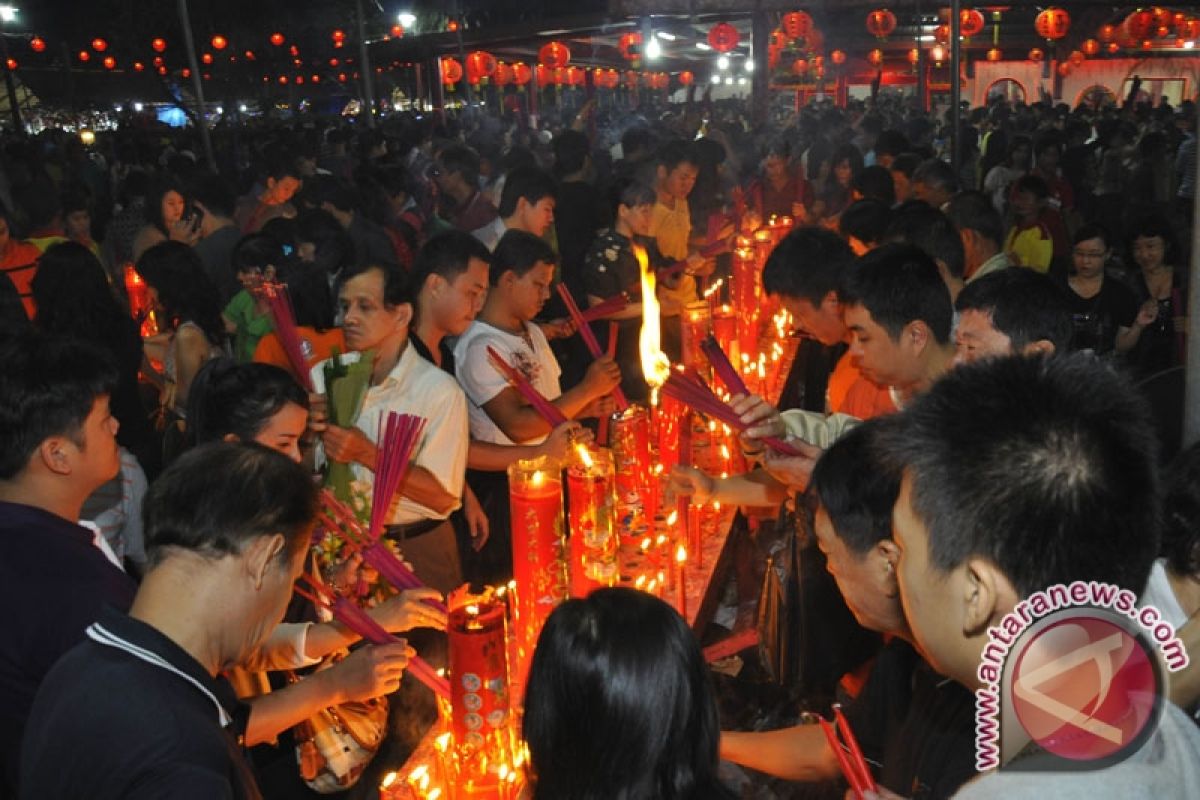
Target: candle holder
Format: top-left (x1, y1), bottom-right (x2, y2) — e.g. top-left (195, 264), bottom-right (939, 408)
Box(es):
top-left (609, 404), bottom-right (652, 535)
top-left (566, 445), bottom-right (618, 597)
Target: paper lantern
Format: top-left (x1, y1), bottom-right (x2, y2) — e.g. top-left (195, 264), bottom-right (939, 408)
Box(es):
top-left (1069, 50), bottom-right (1085, 66)
top-left (708, 22), bottom-right (740, 53)
top-left (278, 75), bottom-right (288, 85)
top-left (158, 65), bottom-right (167, 75)
top-left (201, 53), bottom-right (213, 65)
top-left (1056, 62), bottom-right (1071, 77)
top-left (30, 37), bottom-right (46, 53)
top-left (512, 62), bottom-right (532, 86)
top-left (5, 59), bottom-right (16, 71)
top-left (1153, 7), bottom-right (1175, 30)
top-left (211, 35), bottom-right (227, 50)
top-left (791, 57), bottom-right (808, 76)
top-left (1107, 42), bottom-right (1121, 54)
top-left (245, 50), bottom-right (255, 61)
top-left (866, 9), bottom-right (897, 39)
top-left (960, 9), bottom-right (986, 38)
top-left (338, 72), bottom-right (347, 82)
top-left (539, 40), bottom-right (571, 68)
top-left (181, 67), bottom-right (190, 78)
top-left (934, 25), bottom-right (951, 44)
top-left (1028, 47), bottom-right (1045, 62)
top-left (618, 32), bottom-right (642, 62)
top-left (78, 50), bottom-right (90, 62)
top-left (986, 48), bottom-right (1002, 62)
top-left (930, 44), bottom-right (946, 64)
top-left (331, 29), bottom-right (346, 44)
top-left (270, 32), bottom-right (285, 46)
top-left (867, 48), bottom-right (884, 67)
top-left (624, 69), bottom-right (639, 89)
top-left (391, 24), bottom-right (404, 38)
top-left (678, 70), bottom-right (694, 86)
top-left (568, 66), bottom-right (587, 87)
top-left (466, 50), bottom-right (497, 83)
top-left (782, 11), bottom-right (814, 41)
top-left (153, 56), bottom-right (163, 66)
top-left (1035, 8), bottom-right (1070, 41)
top-left (1185, 19), bottom-right (1200, 40)
top-left (1125, 10), bottom-right (1154, 41)
top-left (770, 30), bottom-right (789, 49)
top-left (133, 61), bottom-right (144, 71)
top-left (441, 57), bottom-right (463, 85)
top-left (495, 62), bottom-right (514, 86)
top-left (830, 49), bottom-right (846, 65)
top-left (1098, 24), bottom-right (1117, 43)
top-left (1082, 39), bottom-right (1100, 57)
top-left (92, 38), bottom-right (108, 52)
top-left (447, 20), bottom-right (458, 32)
top-left (1142, 39), bottom-right (1154, 50)
top-left (152, 37), bottom-right (167, 52)
top-left (907, 47), bottom-right (920, 65)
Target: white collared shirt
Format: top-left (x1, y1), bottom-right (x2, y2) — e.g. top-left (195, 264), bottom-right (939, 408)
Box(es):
top-left (471, 216), bottom-right (507, 252)
top-left (312, 343), bottom-right (468, 525)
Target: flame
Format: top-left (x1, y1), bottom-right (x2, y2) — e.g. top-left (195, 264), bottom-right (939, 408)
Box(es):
top-left (576, 444), bottom-right (594, 469)
top-left (381, 772), bottom-right (399, 789)
top-left (429, 789), bottom-right (442, 800)
top-left (676, 544), bottom-right (687, 563)
top-left (635, 245), bottom-right (671, 390)
top-left (465, 604), bottom-right (479, 616)
top-left (531, 470), bottom-right (544, 488)
top-left (667, 509), bottom-right (679, 527)
top-left (436, 732), bottom-right (452, 751)
top-left (703, 278), bottom-right (724, 299)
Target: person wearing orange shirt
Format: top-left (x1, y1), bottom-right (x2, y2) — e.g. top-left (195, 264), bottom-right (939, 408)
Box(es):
top-left (252, 260), bottom-right (344, 384)
top-left (0, 205), bottom-right (42, 318)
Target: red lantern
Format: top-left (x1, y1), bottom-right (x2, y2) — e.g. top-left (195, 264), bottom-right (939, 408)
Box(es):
top-left (569, 66), bottom-right (587, 87)
top-left (312, 74), bottom-right (320, 83)
top-left (289, 45), bottom-right (299, 57)
top-left (1125, 10), bottom-right (1154, 41)
top-left (512, 62), bottom-right (532, 86)
top-left (960, 9), bottom-right (986, 38)
top-left (181, 67), bottom-right (190, 78)
top-left (934, 24), bottom-right (951, 44)
top-left (158, 65), bottom-right (167, 75)
top-left (1185, 19), bottom-right (1200, 40)
top-left (1035, 8), bottom-right (1071, 41)
top-left (270, 32), bottom-right (285, 47)
top-left (245, 50), bottom-right (255, 61)
top-left (678, 70), bottom-right (694, 86)
top-left (332, 29), bottom-right (346, 44)
top-left (624, 70), bottom-right (639, 89)
top-left (78, 50), bottom-right (90, 63)
top-left (30, 37), bottom-right (46, 53)
top-left (1153, 7), bottom-right (1175, 30)
top-left (278, 75), bottom-right (288, 85)
top-left (866, 9), bottom-right (897, 39)
top-left (211, 35), bottom-right (227, 50)
top-left (201, 53), bottom-right (213, 65)
top-left (466, 50), bottom-right (497, 83)
top-left (930, 44), bottom-right (946, 64)
top-left (771, 30), bottom-right (789, 49)
top-left (1069, 50), bottom-right (1085, 66)
top-left (1057, 62), bottom-right (1071, 77)
top-left (782, 11), bottom-right (814, 41)
top-left (907, 47), bottom-right (920, 65)
top-left (867, 48), bottom-right (884, 67)
top-left (5, 59), bottom-right (16, 71)
top-left (338, 73), bottom-right (347, 82)
top-left (441, 57), bottom-right (463, 85)
top-left (391, 24), bottom-right (404, 38)
top-left (133, 61), bottom-right (144, 71)
top-left (1142, 39), bottom-right (1154, 50)
top-left (495, 62), bottom-right (513, 86)
top-left (791, 58), bottom-right (808, 76)
top-left (1107, 42), bottom-right (1121, 54)
top-left (708, 22), bottom-right (740, 53)
top-left (92, 38), bottom-right (108, 52)
top-left (538, 40), bottom-right (571, 68)
top-left (1028, 47), bottom-right (1045, 63)
top-left (1098, 24), bottom-right (1117, 43)
top-left (152, 37), bottom-right (167, 52)
top-left (986, 47), bottom-right (1002, 62)
top-left (153, 56), bottom-right (163, 66)
top-left (1082, 39), bottom-right (1100, 57)
top-left (618, 32), bottom-right (642, 62)
top-left (447, 20), bottom-right (458, 32)
top-left (830, 49), bottom-right (846, 65)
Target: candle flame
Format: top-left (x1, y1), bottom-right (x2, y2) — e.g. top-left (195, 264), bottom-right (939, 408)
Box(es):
top-left (531, 470), bottom-right (544, 488)
top-left (647, 578), bottom-right (658, 593)
top-left (667, 510), bottom-right (679, 526)
top-left (635, 245), bottom-right (671, 389)
top-left (499, 764), bottom-right (510, 780)
top-left (656, 534), bottom-right (668, 546)
top-left (676, 544), bottom-right (687, 563)
top-left (466, 604), bottom-right (479, 615)
top-left (429, 789), bottom-right (442, 800)
top-left (576, 444), bottom-right (594, 469)
top-left (703, 278), bottom-right (724, 299)
top-left (436, 732), bottom-right (451, 751)
top-left (640, 536), bottom-right (652, 551)
top-left (635, 574), bottom-right (646, 588)
top-left (381, 772), bottom-right (399, 788)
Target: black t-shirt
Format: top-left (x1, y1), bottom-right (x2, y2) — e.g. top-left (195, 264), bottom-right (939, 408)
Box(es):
top-left (0, 502), bottom-right (137, 796)
top-left (842, 639), bottom-right (978, 799)
top-left (1063, 275), bottom-right (1138, 355)
top-left (555, 180), bottom-right (604, 298)
top-left (21, 606), bottom-right (259, 800)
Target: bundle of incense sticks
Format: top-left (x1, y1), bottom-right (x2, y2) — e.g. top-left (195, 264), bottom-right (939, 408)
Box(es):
top-left (486, 345), bottom-right (569, 426)
top-left (556, 284), bottom-right (629, 410)
top-left (577, 293), bottom-right (629, 323)
top-left (262, 282), bottom-right (314, 391)
top-left (295, 574), bottom-right (450, 700)
top-left (817, 704), bottom-right (876, 799)
top-left (369, 412), bottom-right (428, 538)
top-left (318, 490), bottom-right (448, 615)
top-left (661, 371), bottom-right (807, 457)
top-left (700, 335), bottom-right (750, 396)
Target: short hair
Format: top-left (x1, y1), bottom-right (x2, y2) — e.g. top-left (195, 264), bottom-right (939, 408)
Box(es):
top-left (410, 230), bottom-right (493, 290)
top-left (0, 333), bottom-right (118, 479)
top-left (1162, 443), bottom-right (1200, 577)
top-left (143, 442), bottom-right (317, 568)
top-left (621, 126), bottom-right (655, 158)
top-left (607, 176), bottom-right (656, 220)
top-left (339, 260), bottom-right (413, 308)
top-left (190, 172), bottom-right (235, 218)
top-left (553, 130), bottom-right (590, 176)
top-left (874, 130), bottom-right (911, 160)
top-left (762, 227), bottom-right (856, 306)
top-left (955, 267), bottom-right (1073, 352)
top-left (263, 148), bottom-right (300, 181)
top-left (839, 199), bottom-right (892, 246)
top-left (438, 144), bottom-right (482, 187)
top-left (889, 152), bottom-right (922, 178)
top-left (884, 203), bottom-right (966, 280)
top-left (231, 233), bottom-right (285, 276)
top-left (144, 174), bottom-right (188, 233)
top-left (524, 588), bottom-right (732, 800)
top-left (308, 175), bottom-right (360, 214)
top-left (945, 190), bottom-right (1004, 248)
top-left (881, 354), bottom-right (1161, 597)
top-left (656, 140), bottom-right (699, 172)
top-left (840, 243), bottom-right (952, 344)
top-left (809, 418), bottom-right (902, 556)
top-left (911, 158), bottom-right (959, 195)
top-left (492, 229), bottom-right (557, 286)
top-left (187, 359), bottom-right (308, 446)
top-left (498, 166), bottom-right (557, 219)
top-left (1126, 212), bottom-right (1180, 264)
top-left (1012, 173), bottom-right (1049, 199)
top-left (274, 259), bottom-right (335, 330)
top-left (851, 165), bottom-right (896, 206)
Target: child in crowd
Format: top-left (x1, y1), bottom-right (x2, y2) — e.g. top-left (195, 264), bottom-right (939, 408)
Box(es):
top-left (222, 233), bottom-right (279, 363)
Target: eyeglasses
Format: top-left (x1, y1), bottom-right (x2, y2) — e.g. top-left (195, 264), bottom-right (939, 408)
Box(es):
top-left (1072, 249), bottom-right (1106, 260)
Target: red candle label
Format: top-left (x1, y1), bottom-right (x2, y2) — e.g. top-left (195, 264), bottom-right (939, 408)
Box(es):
top-left (448, 602), bottom-right (509, 750)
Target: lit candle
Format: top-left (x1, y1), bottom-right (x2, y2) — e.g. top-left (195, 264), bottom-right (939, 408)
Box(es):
top-left (448, 601), bottom-right (509, 757)
top-left (610, 405), bottom-right (652, 534)
top-left (566, 445), bottom-right (618, 597)
top-left (680, 300), bottom-right (711, 375)
top-left (675, 544), bottom-right (688, 620)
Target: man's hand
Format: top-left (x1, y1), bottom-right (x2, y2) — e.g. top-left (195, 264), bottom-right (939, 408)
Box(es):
top-left (686, 252), bottom-right (715, 278)
top-left (760, 444), bottom-right (822, 493)
top-left (669, 465), bottom-right (716, 505)
top-left (321, 425), bottom-right (377, 467)
top-left (731, 393), bottom-right (786, 445)
top-left (536, 421), bottom-right (590, 462)
top-left (369, 589), bottom-right (449, 633)
top-left (463, 489), bottom-right (490, 552)
top-left (578, 394), bottom-right (616, 420)
top-left (581, 355), bottom-right (621, 400)
top-left (539, 317), bottom-right (577, 340)
top-left (326, 641), bottom-right (413, 704)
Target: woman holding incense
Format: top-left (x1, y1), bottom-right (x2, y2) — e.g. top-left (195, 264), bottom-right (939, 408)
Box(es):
top-left (720, 420), bottom-right (977, 798)
top-left (523, 587), bottom-right (736, 800)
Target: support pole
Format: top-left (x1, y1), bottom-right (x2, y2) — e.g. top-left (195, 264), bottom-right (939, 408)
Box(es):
top-left (176, 0), bottom-right (216, 171)
top-left (356, 0), bottom-right (377, 127)
top-left (0, 35), bottom-right (21, 133)
top-left (950, 0), bottom-right (962, 176)
top-left (1184, 104), bottom-right (1200, 447)
top-left (751, 10), bottom-right (769, 127)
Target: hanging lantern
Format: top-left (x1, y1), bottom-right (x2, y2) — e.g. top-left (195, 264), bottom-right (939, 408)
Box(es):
top-left (447, 20), bottom-right (459, 32)
top-left (245, 50), bottom-right (256, 61)
top-left (1069, 50), bottom-right (1085, 66)
top-left (624, 69), bottom-right (639, 89)
top-left (278, 75), bottom-right (288, 85)
top-left (1152, 7), bottom-right (1175, 30)
top-left (5, 58), bottom-right (16, 71)
top-left (78, 50), bottom-right (90, 63)
top-left (986, 47), bottom-right (1002, 62)
top-left (768, 45), bottom-right (782, 70)
top-left (1035, 8), bottom-right (1071, 41)
top-left (771, 30), bottom-right (789, 49)
top-left (534, 63), bottom-right (550, 85)
top-left (708, 22), bottom-right (740, 53)
top-left (907, 47), bottom-right (920, 65)
top-left (1057, 62), bottom-right (1071, 77)
top-left (934, 24), bottom-right (951, 44)
top-left (30, 37), bottom-right (46, 53)
top-left (813, 63), bottom-right (825, 81)
top-left (538, 40), bottom-right (571, 68)
top-left (181, 67), bottom-right (190, 78)
top-left (679, 70), bottom-right (694, 86)
top-left (931, 44), bottom-right (946, 64)
top-left (153, 56), bottom-right (163, 66)
top-left (338, 72), bottom-right (347, 82)
top-left (867, 48), bottom-right (884, 67)
top-left (152, 37), bottom-right (167, 52)
top-left (512, 62), bottom-right (532, 86)
top-left (1184, 18), bottom-right (1200, 40)
top-left (830, 49), bottom-right (846, 65)
top-left (495, 62), bottom-right (513, 86)
top-left (466, 50), bottom-right (497, 83)
top-left (133, 61), bottom-right (144, 71)
top-left (1107, 41), bottom-right (1121, 54)
top-left (211, 35), bottom-right (227, 50)
top-left (201, 53), bottom-right (213, 65)
top-left (441, 57), bottom-right (463, 86)
top-left (569, 66), bottom-right (587, 87)
top-left (782, 11), bottom-right (814, 41)
top-left (92, 38), bottom-right (108, 52)
top-left (270, 32), bottom-right (285, 46)
top-left (1028, 47), bottom-right (1045, 62)
top-left (1142, 39), bottom-right (1154, 50)
top-left (102, 56), bottom-right (115, 69)
top-left (1082, 39), bottom-right (1100, 57)
top-left (391, 24), bottom-right (404, 38)
top-left (960, 9), bottom-right (986, 38)
top-left (617, 31), bottom-right (642, 63)
top-left (866, 9), bottom-right (897, 39)
top-left (332, 29), bottom-right (346, 44)
top-left (1098, 24), bottom-right (1117, 43)
top-left (1125, 10), bottom-right (1154, 41)
top-left (791, 57), bottom-right (808, 76)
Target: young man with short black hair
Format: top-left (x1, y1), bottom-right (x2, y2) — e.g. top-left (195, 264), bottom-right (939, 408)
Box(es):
top-left (434, 145), bottom-right (498, 234)
top-left (884, 202), bottom-right (967, 301)
top-left (473, 166), bottom-right (558, 252)
top-left (953, 267), bottom-right (1072, 364)
top-left (945, 190), bottom-right (1012, 283)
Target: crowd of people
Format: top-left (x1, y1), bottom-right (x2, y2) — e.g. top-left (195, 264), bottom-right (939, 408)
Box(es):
top-left (1, 84), bottom-right (1199, 800)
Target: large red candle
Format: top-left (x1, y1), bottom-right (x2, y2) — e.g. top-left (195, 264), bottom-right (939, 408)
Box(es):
top-left (610, 405), bottom-right (652, 535)
top-left (566, 445), bottom-right (618, 597)
top-left (680, 301), bottom-right (711, 376)
top-left (448, 601), bottom-right (510, 751)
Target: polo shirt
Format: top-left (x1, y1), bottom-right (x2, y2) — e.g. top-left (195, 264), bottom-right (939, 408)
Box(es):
top-left (0, 501), bottom-right (137, 795)
top-left (20, 606), bottom-right (260, 800)
top-left (310, 341), bottom-right (468, 525)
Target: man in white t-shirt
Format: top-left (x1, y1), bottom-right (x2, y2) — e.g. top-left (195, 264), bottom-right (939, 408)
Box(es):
top-left (311, 261), bottom-right (469, 594)
top-left (454, 229), bottom-right (620, 579)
